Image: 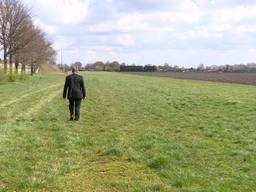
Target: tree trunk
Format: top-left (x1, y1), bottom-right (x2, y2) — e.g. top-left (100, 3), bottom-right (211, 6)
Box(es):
top-left (9, 54), bottom-right (13, 74)
top-left (21, 63), bottom-right (25, 75)
top-left (3, 50), bottom-right (8, 73)
top-left (30, 63), bottom-right (34, 75)
top-left (15, 60), bottom-right (19, 74)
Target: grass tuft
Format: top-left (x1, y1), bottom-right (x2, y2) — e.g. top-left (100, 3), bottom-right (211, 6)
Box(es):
top-left (148, 156), bottom-right (169, 170)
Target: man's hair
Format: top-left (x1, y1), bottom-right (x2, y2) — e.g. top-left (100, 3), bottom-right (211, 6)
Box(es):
top-left (71, 67), bottom-right (78, 73)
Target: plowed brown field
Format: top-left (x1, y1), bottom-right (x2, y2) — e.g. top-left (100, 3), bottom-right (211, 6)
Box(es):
top-left (126, 72), bottom-right (256, 85)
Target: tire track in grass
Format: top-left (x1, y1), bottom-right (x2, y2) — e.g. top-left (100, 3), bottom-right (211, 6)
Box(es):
top-left (0, 83), bottom-right (63, 108)
top-left (0, 84), bottom-right (63, 133)
top-left (11, 88), bottom-right (62, 124)
top-left (0, 86), bottom-right (63, 192)
top-left (19, 89), bottom-right (62, 120)
top-left (0, 85), bottom-right (63, 166)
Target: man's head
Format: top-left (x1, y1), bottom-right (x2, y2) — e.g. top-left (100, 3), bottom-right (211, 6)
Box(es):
top-left (71, 67), bottom-right (78, 73)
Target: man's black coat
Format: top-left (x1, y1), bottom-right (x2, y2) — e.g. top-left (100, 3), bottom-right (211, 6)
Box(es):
top-left (63, 73), bottom-right (86, 99)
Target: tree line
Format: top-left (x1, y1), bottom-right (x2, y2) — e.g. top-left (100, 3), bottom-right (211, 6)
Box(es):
top-left (58, 61), bottom-right (121, 72)
top-left (159, 63), bottom-right (256, 73)
top-left (58, 61), bottom-right (256, 73)
top-left (0, 0), bottom-right (56, 75)
top-left (58, 61), bottom-right (157, 72)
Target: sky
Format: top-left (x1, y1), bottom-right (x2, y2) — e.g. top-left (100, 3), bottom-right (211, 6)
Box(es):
top-left (24, 0), bottom-right (256, 67)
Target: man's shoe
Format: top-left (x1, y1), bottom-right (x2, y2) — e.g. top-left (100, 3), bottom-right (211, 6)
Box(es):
top-left (70, 117), bottom-right (74, 121)
top-left (74, 118), bottom-right (79, 121)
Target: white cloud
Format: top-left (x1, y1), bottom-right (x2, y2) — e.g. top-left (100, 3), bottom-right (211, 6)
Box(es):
top-left (194, 4), bottom-right (256, 38)
top-left (187, 29), bottom-right (223, 39)
top-left (212, 5), bottom-right (256, 24)
top-left (35, 0), bottom-right (91, 25)
top-left (23, 0), bottom-right (256, 65)
top-left (89, 13), bottom-right (148, 33)
top-left (155, 10), bottom-right (203, 24)
top-left (53, 36), bottom-right (75, 50)
top-left (34, 19), bottom-right (58, 34)
top-left (116, 35), bottom-right (136, 46)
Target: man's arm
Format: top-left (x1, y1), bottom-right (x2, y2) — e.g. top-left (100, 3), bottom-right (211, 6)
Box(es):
top-left (63, 77), bottom-right (69, 99)
top-left (81, 77), bottom-right (86, 99)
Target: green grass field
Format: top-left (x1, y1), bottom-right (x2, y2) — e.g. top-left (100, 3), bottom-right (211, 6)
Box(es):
top-left (1, 72), bottom-right (256, 191)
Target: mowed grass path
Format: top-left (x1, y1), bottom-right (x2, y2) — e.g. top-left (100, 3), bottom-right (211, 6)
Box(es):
top-left (1, 72), bottom-right (256, 191)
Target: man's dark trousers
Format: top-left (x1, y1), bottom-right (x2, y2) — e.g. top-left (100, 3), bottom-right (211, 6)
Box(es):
top-left (69, 99), bottom-right (82, 119)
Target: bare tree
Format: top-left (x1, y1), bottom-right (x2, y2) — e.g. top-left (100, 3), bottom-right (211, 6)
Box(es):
top-left (0, 0), bottom-right (31, 73)
top-left (14, 24), bottom-right (41, 74)
top-left (0, 0), bottom-right (56, 75)
top-left (16, 27), bottom-right (56, 75)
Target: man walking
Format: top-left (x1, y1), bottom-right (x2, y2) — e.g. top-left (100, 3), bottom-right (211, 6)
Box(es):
top-left (63, 68), bottom-right (86, 121)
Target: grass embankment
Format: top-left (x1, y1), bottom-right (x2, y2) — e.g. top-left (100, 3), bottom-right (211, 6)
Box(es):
top-left (1, 72), bottom-right (256, 191)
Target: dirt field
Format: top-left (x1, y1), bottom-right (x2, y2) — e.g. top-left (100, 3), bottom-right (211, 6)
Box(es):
top-left (126, 72), bottom-right (256, 85)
